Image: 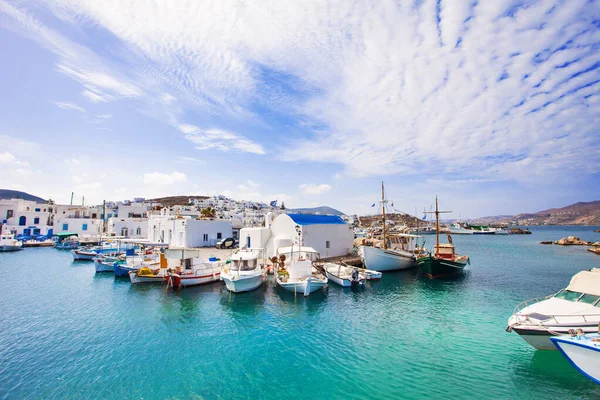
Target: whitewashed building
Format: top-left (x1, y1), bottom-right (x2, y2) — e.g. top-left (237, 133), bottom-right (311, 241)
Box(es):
top-left (0, 199), bottom-right (53, 236)
top-left (240, 213), bottom-right (353, 259)
top-left (147, 209), bottom-right (233, 247)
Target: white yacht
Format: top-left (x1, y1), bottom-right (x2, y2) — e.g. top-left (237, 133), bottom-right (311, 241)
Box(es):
top-left (551, 330), bottom-right (600, 384)
top-left (507, 269), bottom-right (600, 350)
top-left (275, 246), bottom-right (327, 296)
top-left (221, 248), bottom-right (266, 293)
top-left (0, 234), bottom-right (23, 252)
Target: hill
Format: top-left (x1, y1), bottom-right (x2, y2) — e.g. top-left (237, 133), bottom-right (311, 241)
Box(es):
top-left (0, 189), bottom-right (46, 203)
top-left (358, 213), bottom-right (423, 228)
top-left (147, 195), bottom-right (210, 207)
top-left (473, 201), bottom-right (600, 226)
top-left (288, 206), bottom-right (345, 216)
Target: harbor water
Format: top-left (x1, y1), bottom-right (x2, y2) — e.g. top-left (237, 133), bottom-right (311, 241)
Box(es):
top-left (1, 226), bottom-right (600, 399)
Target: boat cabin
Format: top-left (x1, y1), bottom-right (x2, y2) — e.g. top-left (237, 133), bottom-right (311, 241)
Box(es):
top-left (435, 243), bottom-right (456, 260)
top-left (552, 269), bottom-right (600, 306)
top-left (389, 234), bottom-right (422, 252)
top-left (229, 249), bottom-right (263, 271)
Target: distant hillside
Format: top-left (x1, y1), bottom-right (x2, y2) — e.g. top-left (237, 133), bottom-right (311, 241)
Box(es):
top-left (288, 206), bottom-right (345, 216)
top-left (473, 201), bottom-right (600, 226)
top-left (0, 189), bottom-right (46, 203)
top-left (148, 195), bottom-right (209, 207)
top-left (359, 213), bottom-right (422, 228)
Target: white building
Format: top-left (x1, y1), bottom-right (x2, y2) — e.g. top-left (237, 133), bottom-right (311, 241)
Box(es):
top-left (147, 209), bottom-right (233, 247)
top-left (52, 205), bottom-right (104, 237)
top-left (108, 217), bottom-right (148, 238)
top-left (240, 213), bottom-right (354, 259)
top-left (0, 199), bottom-right (53, 236)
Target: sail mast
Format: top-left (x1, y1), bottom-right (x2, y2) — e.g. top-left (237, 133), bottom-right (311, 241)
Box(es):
top-left (381, 181), bottom-right (386, 250)
top-left (435, 196), bottom-right (439, 257)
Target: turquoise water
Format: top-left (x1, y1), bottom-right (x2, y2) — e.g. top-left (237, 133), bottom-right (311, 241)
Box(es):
top-left (1, 226), bottom-right (600, 399)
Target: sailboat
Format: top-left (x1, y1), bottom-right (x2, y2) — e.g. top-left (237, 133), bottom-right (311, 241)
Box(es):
top-left (416, 197), bottom-right (470, 278)
top-left (357, 182), bottom-right (421, 272)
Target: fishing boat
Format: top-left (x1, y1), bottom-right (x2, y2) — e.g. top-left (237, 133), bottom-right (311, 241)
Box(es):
top-left (54, 232), bottom-right (80, 250)
top-left (506, 269), bottom-right (600, 350)
top-left (221, 248), bottom-right (266, 293)
top-left (0, 234), bottom-right (23, 252)
top-left (165, 248), bottom-right (223, 288)
top-left (274, 246), bottom-right (327, 296)
top-left (113, 241), bottom-right (166, 277)
top-left (357, 183), bottom-right (422, 272)
top-left (449, 222), bottom-right (474, 235)
top-left (323, 263), bottom-right (366, 287)
top-left (93, 255), bottom-right (126, 273)
top-left (551, 329), bottom-right (600, 384)
top-left (129, 253), bottom-right (169, 284)
top-left (416, 197), bottom-right (470, 279)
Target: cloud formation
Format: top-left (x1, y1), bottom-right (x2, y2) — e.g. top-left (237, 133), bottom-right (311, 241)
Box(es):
top-left (143, 171), bottom-right (187, 185)
top-left (53, 101), bottom-right (85, 112)
top-left (299, 183), bottom-right (332, 195)
top-left (1, 0), bottom-right (599, 187)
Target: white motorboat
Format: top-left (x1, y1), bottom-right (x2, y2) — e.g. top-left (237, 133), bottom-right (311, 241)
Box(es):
top-left (449, 223), bottom-right (474, 235)
top-left (221, 248), bottom-right (266, 293)
top-left (551, 329), bottom-right (600, 384)
top-left (355, 267), bottom-right (382, 280)
top-left (165, 248), bottom-right (223, 288)
top-left (507, 269), bottom-right (600, 350)
top-left (323, 263), bottom-right (366, 287)
top-left (0, 234), bottom-right (23, 252)
top-left (275, 246), bottom-right (327, 296)
top-left (93, 255), bottom-right (123, 272)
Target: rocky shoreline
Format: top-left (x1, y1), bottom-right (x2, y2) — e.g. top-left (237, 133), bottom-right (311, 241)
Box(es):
top-left (540, 236), bottom-right (600, 248)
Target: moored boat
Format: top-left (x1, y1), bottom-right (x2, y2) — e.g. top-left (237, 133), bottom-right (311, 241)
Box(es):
top-left (551, 330), bottom-right (600, 384)
top-left (221, 248), bottom-right (266, 293)
top-left (0, 234), bottom-right (23, 252)
top-left (506, 268), bottom-right (600, 350)
top-left (416, 197), bottom-right (470, 279)
top-left (323, 263), bottom-right (365, 287)
top-left (165, 248), bottom-right (223, 288)
top-left (274, 246), bottom-right (327, 296)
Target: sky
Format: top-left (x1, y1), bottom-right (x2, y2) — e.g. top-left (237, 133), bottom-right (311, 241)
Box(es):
top-left (0, 0), bottom-right (599, 218)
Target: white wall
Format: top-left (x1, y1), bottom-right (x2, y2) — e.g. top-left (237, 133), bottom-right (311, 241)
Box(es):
top-left (302, 223), bottom-right (354, 258)
top-left (108, 217), bottom-right (148, 238)
top-left (53, 216), bottom-right (103, 237)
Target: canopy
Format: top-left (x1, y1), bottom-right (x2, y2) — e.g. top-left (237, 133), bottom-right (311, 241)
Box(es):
top-left (566, 269), bottom-right (600, 297)
top-left (53, 232), bottom-right (78, 238)
top-left (277, 246), bottom-right (319, 255)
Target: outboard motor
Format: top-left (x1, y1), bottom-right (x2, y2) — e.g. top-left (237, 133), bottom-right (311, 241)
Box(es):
top-left (351, 268), bottom-right (360, 285)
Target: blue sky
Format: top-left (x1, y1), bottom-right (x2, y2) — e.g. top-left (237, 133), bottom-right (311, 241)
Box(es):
top-left (0, 0), bottom-right (599, 218)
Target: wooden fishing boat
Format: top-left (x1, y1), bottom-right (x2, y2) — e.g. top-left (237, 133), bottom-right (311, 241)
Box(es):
top-left (416, 197), bottom-right (470, 279)
top-left (323, 263), bottom-right (366, 287)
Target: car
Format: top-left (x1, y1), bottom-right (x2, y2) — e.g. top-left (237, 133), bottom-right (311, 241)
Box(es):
top-left (216, 237), bottom-right (236, 249)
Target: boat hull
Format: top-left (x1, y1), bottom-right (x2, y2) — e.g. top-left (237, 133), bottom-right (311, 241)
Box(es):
top-left (114, 264), bottom-right (138, 277)
top-left (277, 277), bottom-right (327, 296)
top-left (417, 256), bottom-right (467, 278)
top-left (551, 336), bottom-right (600, 384)
top-left (324, 270), bottom-right (365, 287)
top-left (0, 245), bottom-right (23, 252)
top-left (168, 272), bottom-right (221, 288)
top-left (94, 260), bottom-right (115, 273)
top-left (221, 273), bottom-right (264, 293)
top-left (509, 324), bottom-right (600, 350)
top-left (129, 271), bottom-right (166, 284)
top-left (358, 246), bottom-right (416, 272)
top-left (71, 250), bottom-right (97, 261)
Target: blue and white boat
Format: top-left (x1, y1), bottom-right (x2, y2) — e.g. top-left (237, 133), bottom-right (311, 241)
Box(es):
top-left (0, 234), bottom-right (23, 252)
top-left (551, 331), bottom-right (600, 384)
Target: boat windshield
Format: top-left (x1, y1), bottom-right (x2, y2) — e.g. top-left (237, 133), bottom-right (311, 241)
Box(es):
top-left (553, 289), bottom-right (600, 305)
top-left (230, 259), bottom-right (256, 272)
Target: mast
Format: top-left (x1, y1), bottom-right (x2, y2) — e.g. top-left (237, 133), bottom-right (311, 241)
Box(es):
top-left (381, 182), bottom-right (386, 250)
top-left (435, 196), bottom-right (439, 257)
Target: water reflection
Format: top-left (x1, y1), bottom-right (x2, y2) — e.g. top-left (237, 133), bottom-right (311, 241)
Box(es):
top-left (218, 283), bottom-right (268, 319)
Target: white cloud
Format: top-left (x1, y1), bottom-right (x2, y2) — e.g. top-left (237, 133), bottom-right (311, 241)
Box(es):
top-left (143, 171), bottom-right (187, 185)
top-left (299, 183), bottom-right (332, 195)
top-left (179, 124), bottom-right (265, 155)
top-left (0, 152), bottom-right (16, 164)
top-left (53, 101), bottom-right (85, 112)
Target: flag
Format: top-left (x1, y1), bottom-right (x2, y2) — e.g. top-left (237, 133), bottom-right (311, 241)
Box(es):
top-left (270, 200), bottom-right (277, 207)
top-left (422, 214), bottom-right (427, 220)
top-left (371, 203), bottom-right (375, 207)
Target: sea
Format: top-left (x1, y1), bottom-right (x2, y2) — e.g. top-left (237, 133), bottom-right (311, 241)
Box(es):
top-left (1, 226), bottom-right (599, 399)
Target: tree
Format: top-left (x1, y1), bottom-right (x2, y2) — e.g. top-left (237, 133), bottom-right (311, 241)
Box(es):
top-left (200, 207), bottom-right (216, 219)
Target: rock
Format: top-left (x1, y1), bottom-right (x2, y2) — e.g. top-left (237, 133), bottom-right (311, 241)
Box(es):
top-left (540, 241), bottom-right (553, 245)
top-left (554, 236), bottom-right (590, 245)
top-left (589, 248), bottom-right (600, 255)
top-left (590, 242), bottom-right (600, 247)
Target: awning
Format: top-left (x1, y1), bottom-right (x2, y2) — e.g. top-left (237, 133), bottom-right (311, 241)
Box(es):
top-left (566, 269), bottom-right (600, 297)
top-left (53, 232), bottom-right (79, 238)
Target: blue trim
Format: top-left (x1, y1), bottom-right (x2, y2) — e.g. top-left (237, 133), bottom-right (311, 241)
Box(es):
top-left (287, 214), bottom-right (346, 225)
top-left (551, 337), bottom-right (600, 385)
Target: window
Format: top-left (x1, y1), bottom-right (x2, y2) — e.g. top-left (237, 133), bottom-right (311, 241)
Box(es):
top-left (62, 224), bottom-right (68, 231)
top-left (554, 290), bottom-right (583, 302)
top-left (136, 227), bottom-right (141, 236)
top-left (217, 232), bottom-right (222, 239)
top-left (19, 216), bottom-right (26, 226)
top-left (326, 241), bottom-right (330, 249)
top-left (579, 294), bottom-right (600, 305)
top-left (203, 234), bottom-right (208, 242)
top-left (34, 217), bottom-right (40, 224)
top-left (121, 227), bottom-right (128, 236)
top-left (92, 213), bottom-right (97, 219)
top-left (6, 210), bottom-right (13, 219)
top-left (246, 236), bottom-right (251, 248)
top-left (35, 208), bottom-right (40, 212)
top-left (82, 224), bottom-right (88, 231)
